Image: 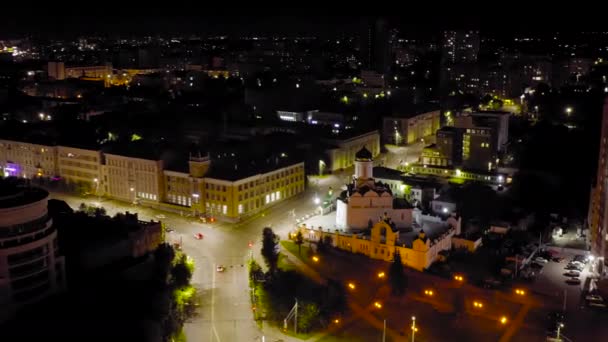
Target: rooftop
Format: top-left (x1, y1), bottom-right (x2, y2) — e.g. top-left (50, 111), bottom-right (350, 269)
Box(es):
top-left (373, 166), bottom-right (403, 181)
top-left (0, 178), bottom-right (48, 209)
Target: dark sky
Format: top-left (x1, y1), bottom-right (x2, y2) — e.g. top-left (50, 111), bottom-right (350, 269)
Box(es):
top-left (0, 4), bottom-right (602, 38)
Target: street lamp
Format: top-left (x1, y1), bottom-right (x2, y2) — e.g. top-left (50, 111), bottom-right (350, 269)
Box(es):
top-left (377, 271), bottom-right (386, 279)
top-left (347, 282), bottom-right (356, 290)
top-left (565, 107), bottom-right (573, 116)
top-left (318, 160), bottom-right (325, 176)
top-left (411, 316), bottom-right (417, 342)
top-left (313, 196), bottom-right (320, 205)
top-left (374, 301), bottom-right (382, 309)
top-left (501, 316), bottom-right (508, 325)
top-left (556, 323), bottom-right (564, 339)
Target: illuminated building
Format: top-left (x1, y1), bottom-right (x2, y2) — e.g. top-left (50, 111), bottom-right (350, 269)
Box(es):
top-left (0, 182), bottom-right (66, 321)
top-left (57, 146), bottom-right (102, 194)
top-left (0, 140), bottom-right (57, 179)
top-left (336, 147), bottom-right (413, 230)
top-left (382, 110), bottom-right (441, 146)
top-left (322, 130), bottom-right (380, 172)
top-left (442, 31), bottom-right (480, 64)
top-left (589, 99), bottom-right (608, 272)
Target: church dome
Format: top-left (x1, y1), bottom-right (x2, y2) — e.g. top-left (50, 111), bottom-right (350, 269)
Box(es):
top-left (355, 146), bottom-right (373, 160)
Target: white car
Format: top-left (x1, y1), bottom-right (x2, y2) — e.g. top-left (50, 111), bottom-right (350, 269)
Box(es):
top-left (216, 265), bottom-right (225, 272)
top-left (535, 257), bottom-right (549, 264)
top-left (564, 270), bottom-right (580, 277)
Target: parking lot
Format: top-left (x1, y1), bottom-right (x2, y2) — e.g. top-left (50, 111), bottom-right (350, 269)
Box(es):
top-left (518, 248), bottom-right (608, 341)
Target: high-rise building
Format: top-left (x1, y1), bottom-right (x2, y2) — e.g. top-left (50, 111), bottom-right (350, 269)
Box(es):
top-left (441, 31), bottom-right (480, 65)
top-left (360, 18), bottom-right (391, 75)
top-left (589, 99), bottom-right (608, 272)
top-left (0, 181), bottom-right (66, 321)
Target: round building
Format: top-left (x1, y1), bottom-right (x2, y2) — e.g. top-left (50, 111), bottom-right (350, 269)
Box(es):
top-left (0, 181), bottom-right (65, 321)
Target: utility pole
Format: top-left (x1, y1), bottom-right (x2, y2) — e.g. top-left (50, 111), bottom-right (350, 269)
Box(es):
top-left (411, 316), bottom-right (416, 342)
top-left (382, 319), bottom-right (386, 342)
top-left (294, 298), bottom-right (298, 335)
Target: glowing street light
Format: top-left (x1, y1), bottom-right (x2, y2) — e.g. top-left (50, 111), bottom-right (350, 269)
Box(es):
top-left (473, 301), bottom-right (484, 308)
top-left (313, 197), bottom-right (320, 205)
top-left (500, 316), bottom-right (508, 325)
top-left (347, 282), bottom-right (356, 290)
top-left (565, 107), bottom-right (573, 116)
top-left (411, 316), bottom-right (417, 342)
top-left (515, 289), bottom-right (526, 296)
top-left (377, 271), bottom-right (386, 279)
top-left (374, 301), bottom-right (382, 309)
top-left (312, 256), bottom-right (319, 263)
top-left (454, 275), bottom-right (464, 282)
top-left (333, 318), bottom-right (340, 324)
top-left (424, 289), bottom-right (434, 296)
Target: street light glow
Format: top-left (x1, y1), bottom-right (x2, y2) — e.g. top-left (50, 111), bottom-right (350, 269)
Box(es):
top-left (424, 289), bottom-right (434, 296)
top-left (515, 289), bottom-right (526, 296)
top-left (314, 197), bottom-right (320, 205)
top-left (377, 271), bottom-right (385, 279)
top-left (374, 301), bottom-right (382, 309)
top-left (454, 275), bottom-right (464, 282)
top-left (348, 282), bottom-right (356, 290)
top-left (312, 256), bottom-right (319, 262)
top-left (500, 316), bottom-right (508, 325)
top-left (473, 301), bottom-right (483, 308)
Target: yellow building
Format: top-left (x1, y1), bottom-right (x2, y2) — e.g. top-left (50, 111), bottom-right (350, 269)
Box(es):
top-left (57, 146), bottom-right (102, 193)
top-left (324, 130), bottom-right (380, 172)
top-left (204, 162), bottom-right (305, 222)
top-left (297, 214), bottom-right (461, 271)
top-left (0, 140), bottom-right (57, 178)
top-left (102, 153), bottom-right (164, 203)
top-left (383, 110), bottom-right (441, 146)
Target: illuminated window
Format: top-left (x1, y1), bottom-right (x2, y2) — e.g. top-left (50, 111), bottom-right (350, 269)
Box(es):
top-left (238, 204), bottom-right (243, 214)
top-left (265, 194), bottom-right (270, 204)
top-left (222, 205), bottom-right (227, 215)
top-left (271, 193), bottom-right (275, 202)
top-left (276, 191), bottom-right (281, 200)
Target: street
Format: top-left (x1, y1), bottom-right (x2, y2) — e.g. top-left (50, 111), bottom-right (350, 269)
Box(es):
top-left (48, 169), bottom-right (348, 342)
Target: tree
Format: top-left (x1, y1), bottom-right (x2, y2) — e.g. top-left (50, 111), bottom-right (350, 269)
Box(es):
top-left (298, 302), bottom-right (320, 333)
top-left (171, 253), bottom-right (194, 288)
top-left (295, 231), bottom-right (304, 255)
top-left (261, 227), bottom-right (280, 274)
top-left (388, 250), bottom-right (407, 296)
top-left (94, 207), bottom-right (107, 217)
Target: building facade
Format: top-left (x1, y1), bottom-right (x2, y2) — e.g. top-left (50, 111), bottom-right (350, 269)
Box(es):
top-left (383, 110), bottom-right (441, 146)
top-left (324, 130), bottom-right (381, 172)
top-left (0, 138), bottom-right (305, 222)
top-left (298, 212), bottom-right (461, 271)
top-left (0, 183), bottom-right (65, 321)
top-left (336, 147), bottom-right (413, 230)
top-left (57, 146), bottom-right (102, 194)
top-left (0, 140), bottom-right (57, 179)
top-left (589, 99), bottom-right (608, 271)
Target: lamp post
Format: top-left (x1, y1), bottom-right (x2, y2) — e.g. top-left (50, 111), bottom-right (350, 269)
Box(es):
top-left (411, 316), bottom-right (416, 342)
top-left (319, 160), bottom-right (325, 176)
top-left (556, 323), bottom-right (564, 340)
top-left (93, 178), bottom-right (100, 203)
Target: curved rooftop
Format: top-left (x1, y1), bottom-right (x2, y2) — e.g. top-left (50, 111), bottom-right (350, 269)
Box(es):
top-left (355, 146), bottom-right (373, 160)
top-left (0, 180), bottom-right (49, 209)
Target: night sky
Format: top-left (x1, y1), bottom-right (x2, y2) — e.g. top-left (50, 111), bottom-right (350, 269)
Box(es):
top-left (0, 5), bottom-right (603, 38)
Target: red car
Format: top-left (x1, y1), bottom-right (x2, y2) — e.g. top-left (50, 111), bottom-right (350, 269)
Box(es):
top-left (194, 233), bottom-right (204, 240)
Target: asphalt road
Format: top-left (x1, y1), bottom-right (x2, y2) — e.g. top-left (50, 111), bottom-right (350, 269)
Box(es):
top-left (48, 169), bottom-right (348, 342)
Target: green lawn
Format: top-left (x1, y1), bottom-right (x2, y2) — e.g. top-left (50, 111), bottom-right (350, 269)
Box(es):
top-left (281, 240), bottom-right (314, 265)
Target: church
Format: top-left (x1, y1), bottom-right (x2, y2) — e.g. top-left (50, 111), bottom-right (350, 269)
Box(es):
top-left (336, 146), bottom-right (413, 231)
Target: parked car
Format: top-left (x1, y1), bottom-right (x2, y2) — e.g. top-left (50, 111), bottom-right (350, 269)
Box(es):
top-left (586, 294), bottom-right (604, 302)
top-left (570, 260), bottom-right (585, 266)
top-left (194, 233), bottom-right (204, 240)
top-left (565, 264), bottom-right (583, 271)
top-left (573, 255), bottom-right (586, 262)
top-left (552, 256), bottom-right (565, 262)
top-left (535, 257), bottom-right (549, 264)
top-left (165, 227), bottom-right (175, 233)
top-left (216, 265), bottom-right (225, 272)
top-left (566, 277), bottom-right (581, 285)
top-left (564, 271), bottom-right (580, 277)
